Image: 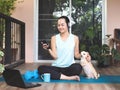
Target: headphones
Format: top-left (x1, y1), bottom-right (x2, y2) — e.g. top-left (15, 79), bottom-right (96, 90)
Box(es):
top-left (58, 16), bottom-right (70, 28)
top-left (68, 22), bottom-right (70, 27)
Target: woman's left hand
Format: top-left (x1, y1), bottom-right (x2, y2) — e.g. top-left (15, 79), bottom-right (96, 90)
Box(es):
top-left (86, 52), bottom-right (91, 62)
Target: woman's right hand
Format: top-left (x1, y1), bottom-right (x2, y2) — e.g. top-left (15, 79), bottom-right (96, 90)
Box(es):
top-left (41, 40), bottom-right (50, 50)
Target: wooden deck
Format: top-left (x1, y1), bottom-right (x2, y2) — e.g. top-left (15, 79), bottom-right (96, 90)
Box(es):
top-left (0, 63), bottom-right (120, 90)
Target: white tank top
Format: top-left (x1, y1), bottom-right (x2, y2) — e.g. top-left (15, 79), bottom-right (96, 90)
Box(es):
top-left (52, 34), bottom-right (75, 67)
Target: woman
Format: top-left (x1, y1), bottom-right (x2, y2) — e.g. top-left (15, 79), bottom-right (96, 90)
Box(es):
top-left (38, 16), bottom-right (91, 81)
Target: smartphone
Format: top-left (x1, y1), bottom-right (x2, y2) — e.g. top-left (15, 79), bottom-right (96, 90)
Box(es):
top-left (41, 40), bottom-right (48, 45)
top-left (41, 40), bottom-right (50, 49)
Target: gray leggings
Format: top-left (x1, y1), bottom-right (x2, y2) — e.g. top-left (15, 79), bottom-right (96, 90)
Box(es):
top-left (38, 63), bottom-right (82, 80)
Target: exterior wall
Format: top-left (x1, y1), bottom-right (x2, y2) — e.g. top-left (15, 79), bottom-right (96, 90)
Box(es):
top-left (12, 0), bottom-right (34, 63)
top-left (107, 0), bottom-right (120, 38)
top-left (11, 0), bottom-right (120, 63)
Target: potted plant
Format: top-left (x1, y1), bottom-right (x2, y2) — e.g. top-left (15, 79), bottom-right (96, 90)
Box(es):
top-left (0, 0), bottom-right (16, 16)
top-left (89, 44), bottom-right (111, 67)
top-left (111, 45), bottom-right (120, 66)
top-left (0, 0), bottom-right (17, 48)
top-left (0, 50), bottom-right (5, 74)
top-left (0, 0), bottom-right (18, 61)
top-left (107, 38), bottom-right (120, 66)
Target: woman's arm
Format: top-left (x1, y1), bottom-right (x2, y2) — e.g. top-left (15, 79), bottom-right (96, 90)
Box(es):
top-left (74, 35), bottom-right (81, 59)
top-left (48, 36), bottom-right (58, 59)
top-left (74, 35), bottom-right (91, 61)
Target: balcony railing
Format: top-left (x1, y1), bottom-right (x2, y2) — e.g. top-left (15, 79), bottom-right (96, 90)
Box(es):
top-left (0, 13), bottom-right (25, 68)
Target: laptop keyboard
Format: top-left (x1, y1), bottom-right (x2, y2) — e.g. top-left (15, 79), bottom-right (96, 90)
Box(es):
top-left (25, 82), bottom-right (41, 88)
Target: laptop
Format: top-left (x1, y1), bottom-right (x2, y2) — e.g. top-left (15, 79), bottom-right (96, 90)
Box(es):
top-left (3, 68), bottom-right (41, 88)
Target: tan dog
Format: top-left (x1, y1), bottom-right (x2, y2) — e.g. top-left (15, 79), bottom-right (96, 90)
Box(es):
top-left (80, 51), bottom-right (100, 79)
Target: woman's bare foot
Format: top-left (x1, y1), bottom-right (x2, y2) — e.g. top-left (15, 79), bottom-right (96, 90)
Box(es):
top-left (69, 75), bottom-right (80, 81)
top-left (60, 74), bottom-right (80, 81)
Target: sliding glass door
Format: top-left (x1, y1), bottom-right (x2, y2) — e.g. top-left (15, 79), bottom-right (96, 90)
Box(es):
top-left (38, 0), bottom-right (102, 60)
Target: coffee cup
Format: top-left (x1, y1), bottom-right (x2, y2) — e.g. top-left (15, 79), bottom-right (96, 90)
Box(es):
top-left (41, 73), bottom-right (50, 82)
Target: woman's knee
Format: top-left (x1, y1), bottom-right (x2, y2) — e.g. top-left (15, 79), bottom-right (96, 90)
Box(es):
top-left (38, 65), bottom-right (47, 74)
top-left (71, 63), bottom-right (82, 72)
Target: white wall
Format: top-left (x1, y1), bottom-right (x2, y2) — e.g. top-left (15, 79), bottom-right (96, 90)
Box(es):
top-left (12, 0), bottom-right (34, 63)
top-left (107, 0), bottom-right (120, 38)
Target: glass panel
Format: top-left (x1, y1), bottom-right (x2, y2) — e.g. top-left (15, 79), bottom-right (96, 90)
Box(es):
top-left (11, 23), bottom-right (21, 62)
top-left (38, 0), bottom-right (69, 60)
top-left (71, 0), bottom-right (102, 59)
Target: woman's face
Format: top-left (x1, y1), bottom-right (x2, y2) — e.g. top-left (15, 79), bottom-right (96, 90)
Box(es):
top-left (57, 18), bottom-right (68, 33)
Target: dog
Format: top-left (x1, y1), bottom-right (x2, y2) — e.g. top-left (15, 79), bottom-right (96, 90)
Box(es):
top-left (80, 51), bottom-right (100, 79)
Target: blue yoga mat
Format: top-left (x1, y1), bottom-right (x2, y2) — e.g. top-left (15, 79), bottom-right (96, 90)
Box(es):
top-left (0, 75), bottom-right (120, 84)
top-left (23, 75), bottom-right (120, 84)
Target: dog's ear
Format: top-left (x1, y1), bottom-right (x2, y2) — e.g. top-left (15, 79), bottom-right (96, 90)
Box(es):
top-left (81, 51), bottom-right (85, 55)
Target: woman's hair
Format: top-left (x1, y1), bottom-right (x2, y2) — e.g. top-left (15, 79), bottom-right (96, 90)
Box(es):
top-left (58, 16), bottom-right (70, 27)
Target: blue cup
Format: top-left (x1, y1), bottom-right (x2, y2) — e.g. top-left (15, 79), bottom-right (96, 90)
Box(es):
top-left (41, 73), bottom-right (50, 82)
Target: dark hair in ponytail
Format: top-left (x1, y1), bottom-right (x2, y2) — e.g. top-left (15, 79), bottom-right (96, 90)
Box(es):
top-left (58, 16), bottom-right (70, 28)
